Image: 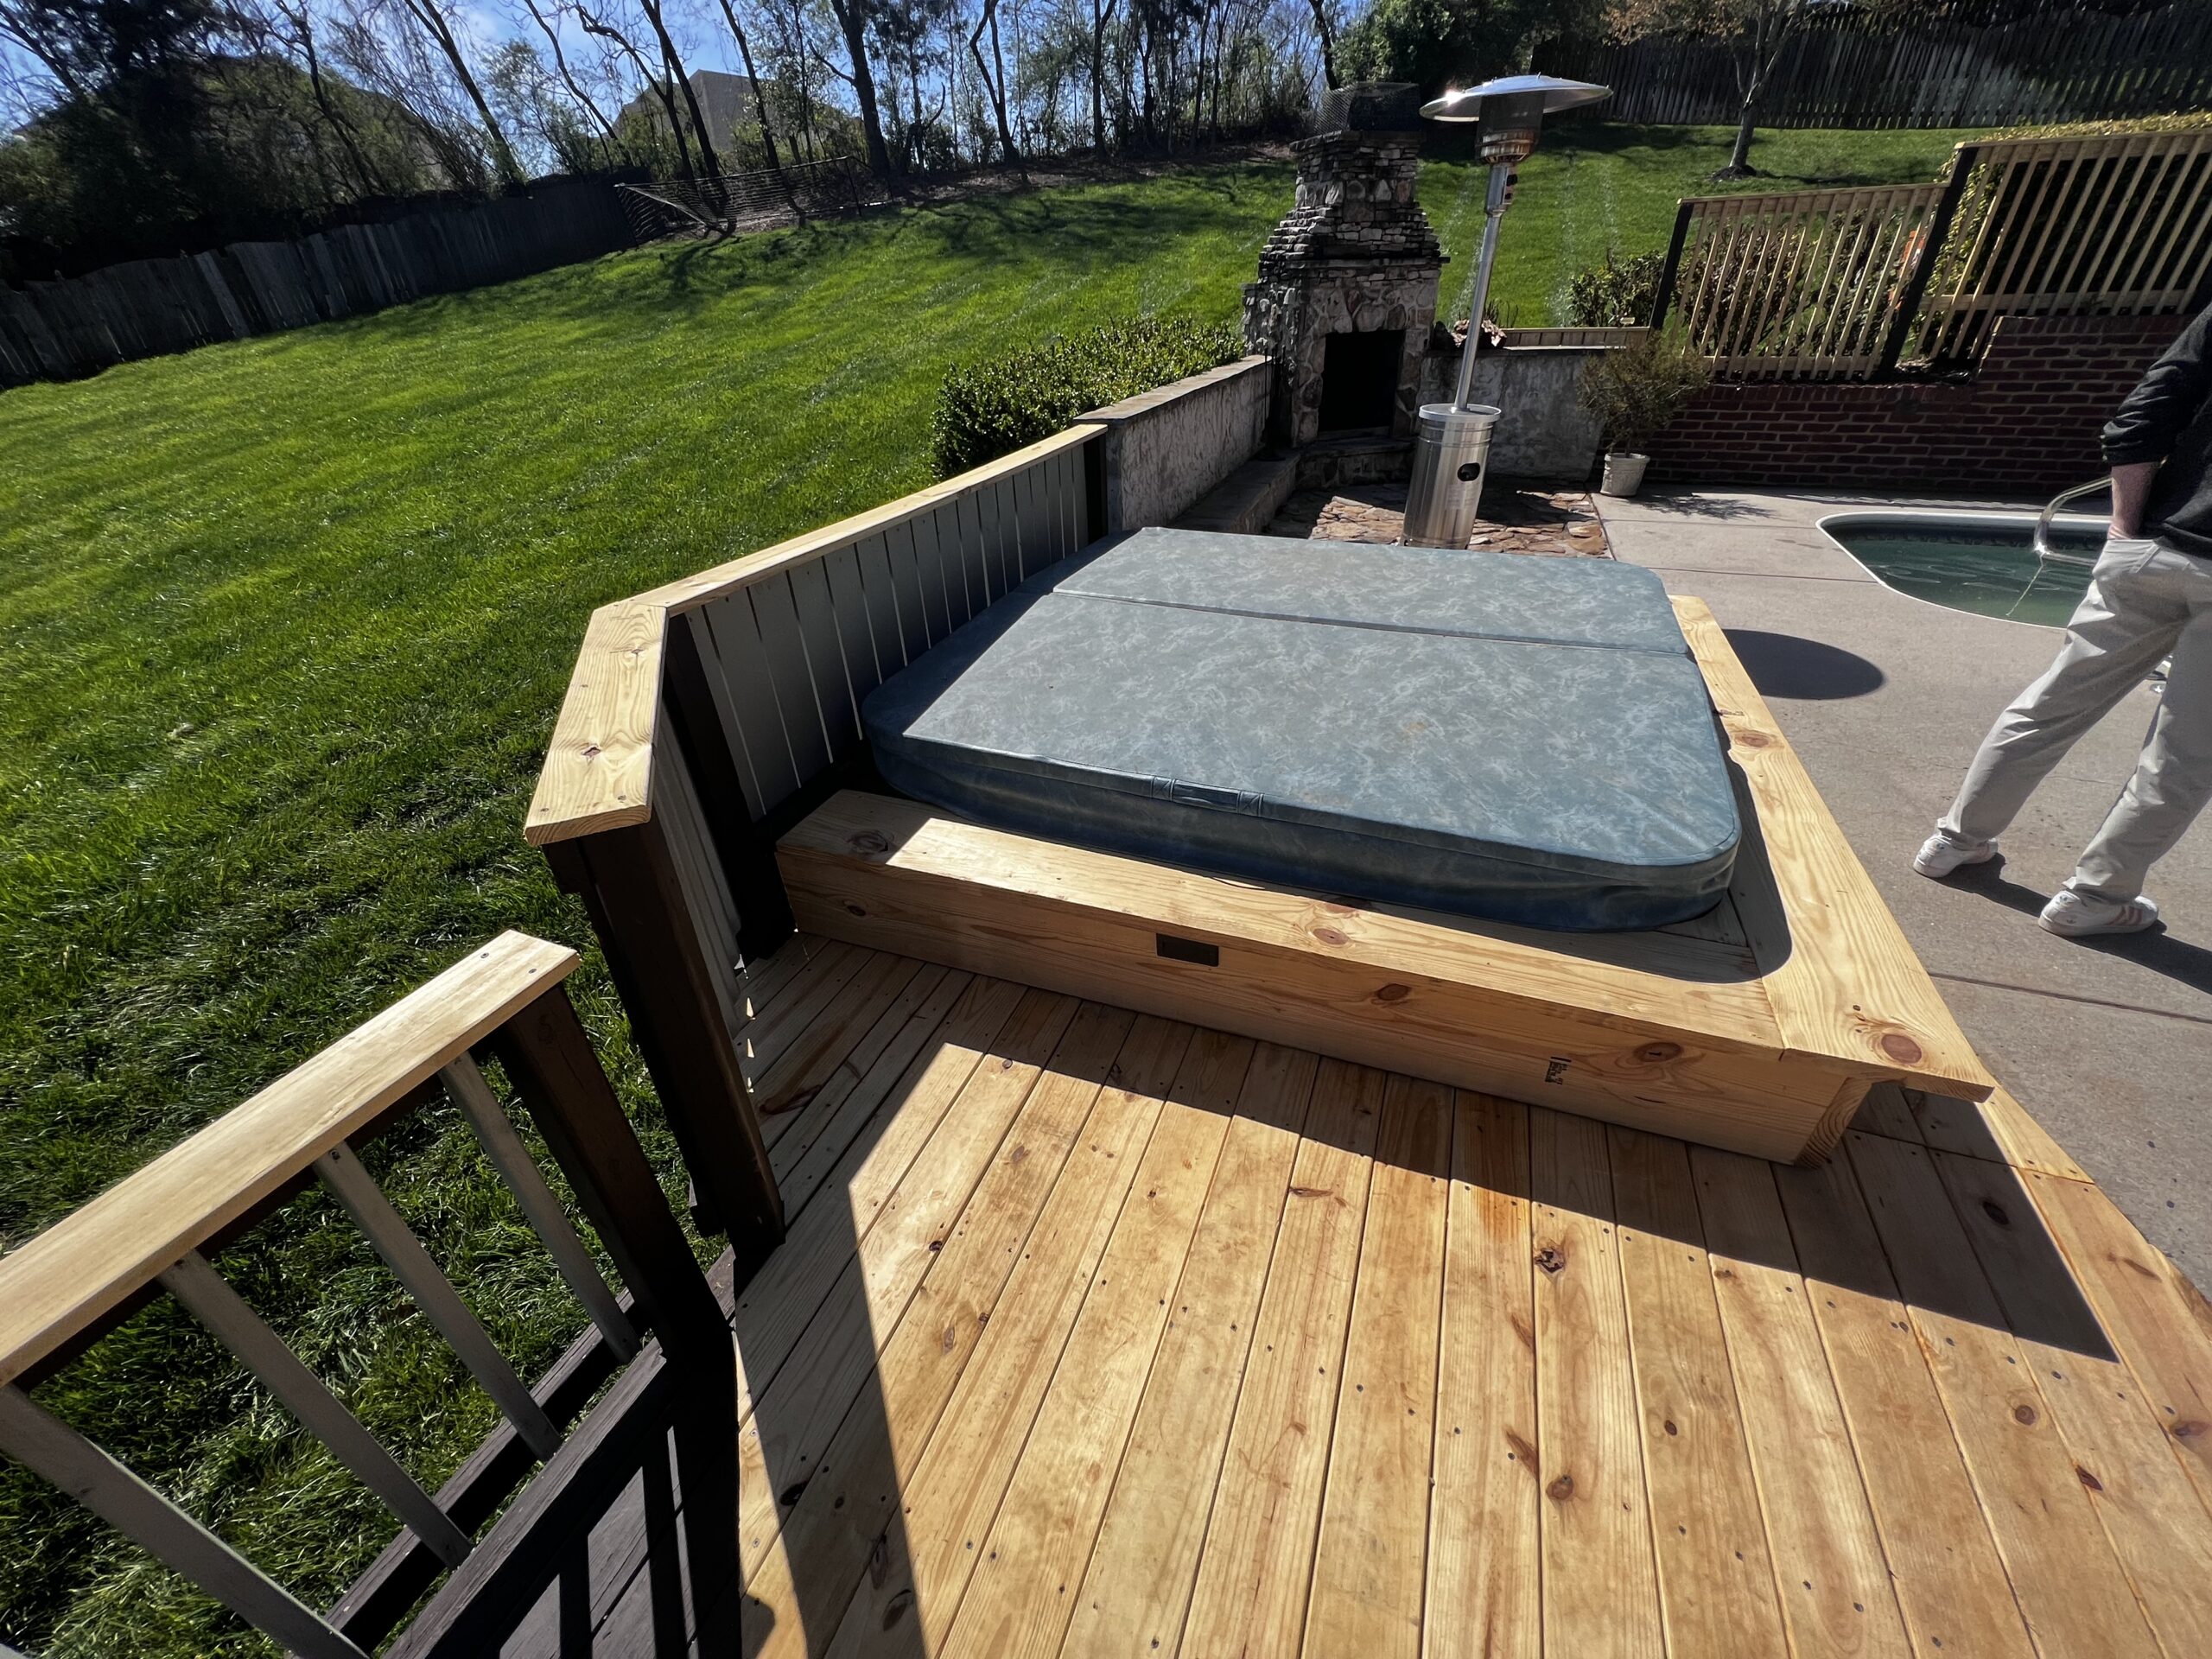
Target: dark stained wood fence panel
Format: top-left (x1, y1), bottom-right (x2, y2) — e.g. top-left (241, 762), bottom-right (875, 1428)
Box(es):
top-left (1, 179), bottom-right (633, 389)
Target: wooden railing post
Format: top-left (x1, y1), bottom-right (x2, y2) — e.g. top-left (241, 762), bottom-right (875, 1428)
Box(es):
top-left (540, 830), bottom-right (785, 1271)
top-left (1649, 199), bottom-right (1697, 332)
top-left (1878, 143), bottom-right (1980, 377)
top-left (489, 983), bottom-right (741, 1657)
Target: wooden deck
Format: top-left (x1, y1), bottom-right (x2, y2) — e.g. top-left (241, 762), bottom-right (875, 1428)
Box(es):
top-left (517, 932), bottom-right (2212, 1657)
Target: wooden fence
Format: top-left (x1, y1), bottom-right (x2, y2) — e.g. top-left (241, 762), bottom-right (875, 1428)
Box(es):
top-left (0, 932), bottom-right (742, 1656)
top-left (0, 178), bottom-right (633, 391)
top-left (1914, 128), bottom-right (2212, 362)
top-left (1651, 130), bottom-right (2212, 379)
top-left (1541, 1), bottom-right (2212, 130)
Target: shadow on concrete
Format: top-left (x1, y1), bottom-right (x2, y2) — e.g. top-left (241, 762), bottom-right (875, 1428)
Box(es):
top-left (1623, 492), bottom-right (1786, 521)
top-left (1942, 857), bottom-right (2212, 997)
top-left (1724, 629), bottom-right (1886, 700)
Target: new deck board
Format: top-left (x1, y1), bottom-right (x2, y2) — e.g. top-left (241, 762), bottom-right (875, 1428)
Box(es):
top-left (1058, 1046), bottom-right (1319, 1659)
top-left (1532, 1107), bottom-right (1664, 1659)
top-left (1422, 1092), bottom-right (1540, 1659)
top-left (1182, 1060), bottom-right (1387, 1659)
top-left (1846, 1133), bottom-right (2160, 1659)
top-left (937, 1033), bottom-right (1255, 1659)
top-left (1302, 1076), bottom-right (1452, 1659)
top-left (816, 1016), bottom-right (1196, 1654)
top-left (566, 936), bottom-right (2199, 1659)
top-left (1608, 1126), bottom-right (1789, 1657)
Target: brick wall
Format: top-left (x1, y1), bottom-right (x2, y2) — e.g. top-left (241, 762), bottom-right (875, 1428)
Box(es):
top-left (1645, 312), bottom-right (2189, 493)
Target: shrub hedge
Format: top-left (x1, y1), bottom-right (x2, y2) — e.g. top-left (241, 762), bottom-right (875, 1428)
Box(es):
top-left (931, 315), bottom-right (1246, 477)
top-left (1566, 248), bottom-right (1667, 328)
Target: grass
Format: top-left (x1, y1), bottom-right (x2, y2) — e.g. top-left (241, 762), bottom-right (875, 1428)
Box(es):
top-left (1423, 120), bottom-right (1989, 326)
top-left (0, 124), bottom-right (1976, 1656)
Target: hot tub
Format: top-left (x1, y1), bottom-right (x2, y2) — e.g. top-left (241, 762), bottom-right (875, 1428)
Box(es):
top-left (861, 528), bottom-right (1742, 931)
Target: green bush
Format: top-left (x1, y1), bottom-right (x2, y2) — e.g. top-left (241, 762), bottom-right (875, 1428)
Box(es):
top-left (1567, 248), bottom-right (1668, 328)
top-left (931, 315), bottom-right (1247, 477)
top-left (1577, 325), bottom-right (1710, 452)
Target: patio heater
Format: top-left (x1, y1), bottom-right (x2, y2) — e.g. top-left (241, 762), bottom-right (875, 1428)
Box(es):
top-left (1402, 73), bottom-right (1611, 549)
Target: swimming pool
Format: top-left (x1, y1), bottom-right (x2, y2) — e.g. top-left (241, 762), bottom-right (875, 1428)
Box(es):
top-left (1819, 510), bottom-right (2107, 629)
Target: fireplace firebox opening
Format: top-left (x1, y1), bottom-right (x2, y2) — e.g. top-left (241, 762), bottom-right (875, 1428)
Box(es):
top-left (1319, 329), bottom-right (1407, 434)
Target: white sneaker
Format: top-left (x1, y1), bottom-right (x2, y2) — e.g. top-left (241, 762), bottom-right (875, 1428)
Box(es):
top-left (2039, 890), bottom-right (2162, 937)
top-left (1914, 832), bottom-right (1998, 878)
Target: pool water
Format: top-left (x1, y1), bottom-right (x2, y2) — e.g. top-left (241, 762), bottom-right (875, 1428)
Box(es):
top-left (1822, 518), bottom-right (2104, 629)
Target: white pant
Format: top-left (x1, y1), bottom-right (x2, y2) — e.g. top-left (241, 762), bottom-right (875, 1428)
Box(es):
top-left (1941, 537), bottom-right (2212, 900)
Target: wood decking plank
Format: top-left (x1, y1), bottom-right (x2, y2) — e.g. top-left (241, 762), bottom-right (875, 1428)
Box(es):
top-left (742, 1003), bottom-right (1148, 1656)
top-left (1672, 595), bottom-right (1993, 1104)
top-left (725, 975), bottom-right (1022, 1408)
top-left (1689, 1147), bottom-right (1912, 1659)
top-left (1933, 1149), bottom-right (2212, 1658)
top-left (768, 964), bottom-right (966, 1211)
top-left (734, 932), bottom-right (826, 1020)
top-left (1302, 1076), bottom-right (1453, 1659)
top-left (736, 998), bottom-right (1122, 1579)
top-left (1607, 1126), bottom-right (1789, 1658)
top-left (726, 976), bottom-right (1034, 1423)
top-left (1909, 1086), bottom-right (2090, 1183)
top-left (1058, 1046), bottom-right (1321, 1659)
top-left (815, 1016), bottom-right (1198, 1655)
top-left (2028, 1169), bottom-right (2212, 1509)
top-left (750, 952), bottom-right (925, 1130)
top-left (1422, 1092), bottom-right (1538, 1659)
top-left (1772, 1154), bottom-right (2036, 1659)
top-left (1851, 1080), bottom-right (1925, 1143)
top-left (734, 938), bottom-right (861, 1083)
top-left (938, 1033), bottom-right (1258, 1659)
top-left (1530, 1107), bottom-right (1663, 1659)
top-left (1845, 1133), bottom-right (2160, 1659)
top-left (1180, 1060), bottom-right (1387, 1659)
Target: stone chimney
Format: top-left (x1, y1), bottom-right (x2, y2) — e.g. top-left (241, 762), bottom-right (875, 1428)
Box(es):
top-left (1243, 82), bottom-right (1445, 449)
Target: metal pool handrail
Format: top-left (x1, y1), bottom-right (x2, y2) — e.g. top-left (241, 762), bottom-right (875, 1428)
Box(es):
top-left (2035, 479), bottom-right (2108, 570)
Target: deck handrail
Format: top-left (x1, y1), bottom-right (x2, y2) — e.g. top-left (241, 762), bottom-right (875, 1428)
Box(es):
top-left (524, 423), bottom-right (1099, 849)
top-left (0, 931), bottom-right (740, 1657)
top-left (0, 931), bottom-right (575, 1390)
top-left (519, 423), bottom-right (1102, 1264)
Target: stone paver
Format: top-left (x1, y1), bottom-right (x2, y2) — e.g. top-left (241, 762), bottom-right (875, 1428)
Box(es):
top-left (1267, 478), bottom-right (1611, 556)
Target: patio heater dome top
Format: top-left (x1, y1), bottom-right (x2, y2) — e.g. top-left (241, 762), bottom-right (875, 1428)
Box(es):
top-left (1418, 74), bottom-right (1613, 123)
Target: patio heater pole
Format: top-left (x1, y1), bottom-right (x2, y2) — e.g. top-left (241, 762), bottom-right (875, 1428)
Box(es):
top-left (1402, 74), bottom-right (1611, 549)
top-left (1452, 162), bottom-right (1513, 410)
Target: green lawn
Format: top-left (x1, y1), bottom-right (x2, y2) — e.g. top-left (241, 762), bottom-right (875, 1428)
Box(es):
top-left (0, 124), bottom-right (1975, 1656)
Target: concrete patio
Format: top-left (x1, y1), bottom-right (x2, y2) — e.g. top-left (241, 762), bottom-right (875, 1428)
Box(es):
top-left (1593, 489), bottom-right (2212, 1283)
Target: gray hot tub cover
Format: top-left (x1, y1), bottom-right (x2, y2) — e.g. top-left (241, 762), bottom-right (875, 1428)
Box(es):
top-left (861, 528), bottom-right (1739, 930)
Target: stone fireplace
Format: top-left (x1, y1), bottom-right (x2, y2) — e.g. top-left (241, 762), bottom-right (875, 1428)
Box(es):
top-left (1243, 83), bottom-right (1444, 451)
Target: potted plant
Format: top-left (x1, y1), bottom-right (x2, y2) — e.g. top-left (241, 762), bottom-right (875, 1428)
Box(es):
top-left (1577, 326), bottom-right (1710, 497)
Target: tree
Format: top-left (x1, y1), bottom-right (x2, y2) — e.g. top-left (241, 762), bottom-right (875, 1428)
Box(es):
top-left (823, 0), bottom-right (893, 176)
top-left (391, 0), bottom-right (528, 182)
top-left (1605, 0), bottom-right (1811, 177)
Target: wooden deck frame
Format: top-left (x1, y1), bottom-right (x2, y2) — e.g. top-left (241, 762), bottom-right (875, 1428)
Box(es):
top-left (776, 596), bottom-right (1993, 1166)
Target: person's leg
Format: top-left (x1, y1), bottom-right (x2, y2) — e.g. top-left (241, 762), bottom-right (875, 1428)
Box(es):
top-left (1937, 542), bottom-right (2184, 849)
top-left (2066, 556), bottom-right (2212, 904)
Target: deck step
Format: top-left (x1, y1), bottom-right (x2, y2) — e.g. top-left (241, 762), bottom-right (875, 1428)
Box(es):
top-left (783, 789), bottom-right (1887, 1166)
top-left (1173, 453), bottom-right (1300, 535)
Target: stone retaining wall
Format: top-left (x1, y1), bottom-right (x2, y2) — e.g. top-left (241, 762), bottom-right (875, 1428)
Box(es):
top-left (1080, 355), bottom-right (1274, 531)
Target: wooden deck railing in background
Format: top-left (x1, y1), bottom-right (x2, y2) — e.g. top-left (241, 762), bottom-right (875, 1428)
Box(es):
top-left (1650, 130), bottom-right (2212, 382)
top-left (524, 426), bottom-right (1100, 1269)
top-left (0, 933), bottom-right (737, 1657)
top-left (1913, 130), bottom-right (2212, 364)
top-left (1655, 181), bottom-right (1952, 379)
